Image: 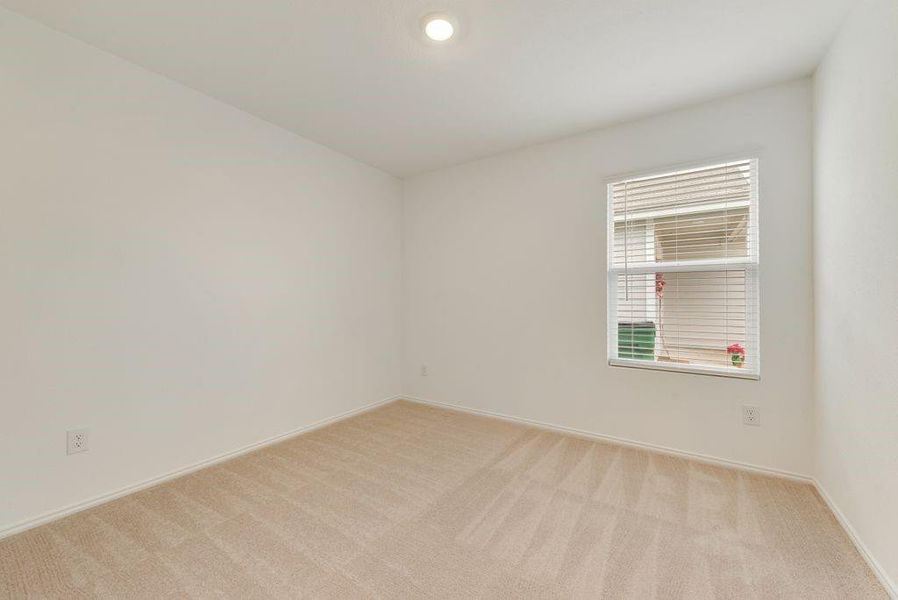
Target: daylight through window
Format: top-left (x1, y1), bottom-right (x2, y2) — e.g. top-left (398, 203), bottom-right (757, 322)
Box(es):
top-left (607, 159), bottom-right (760, 378)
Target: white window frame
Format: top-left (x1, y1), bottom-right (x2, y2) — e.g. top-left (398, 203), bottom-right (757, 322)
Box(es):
top-left (606, 157), bottom-right (761, 380)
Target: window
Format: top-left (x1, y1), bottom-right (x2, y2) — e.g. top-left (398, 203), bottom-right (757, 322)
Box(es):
top-left (607, 159), bottom-right (759, 379)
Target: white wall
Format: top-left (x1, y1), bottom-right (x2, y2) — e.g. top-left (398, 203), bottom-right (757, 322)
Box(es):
top-left (813, 0), bottom-right (898, 591)
top-left (403, 80), bottom-right (815, 476)
top-left (0, 9), bottom-right (401, 533)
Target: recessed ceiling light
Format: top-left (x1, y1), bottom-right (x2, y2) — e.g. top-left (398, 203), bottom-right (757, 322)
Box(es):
top-left (424, 17), bottom-right (454, 42)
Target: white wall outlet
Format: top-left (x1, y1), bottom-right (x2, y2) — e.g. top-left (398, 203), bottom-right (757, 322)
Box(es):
top-left (67, 429), bottom-right (89, 455)
top-left (742, 405), bottom-right (760, 426)
top-left (421, 365), bottom-right (428, 376)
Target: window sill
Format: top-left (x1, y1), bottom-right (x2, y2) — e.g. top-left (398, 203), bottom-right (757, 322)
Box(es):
top-left (608, 358), bottom-right (759, 380)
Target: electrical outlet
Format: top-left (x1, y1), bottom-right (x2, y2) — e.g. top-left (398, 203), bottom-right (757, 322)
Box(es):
top-left (421, 365), bottom-right (428, 376)
top-left (742, 405), bottom-right (760, 426)
top-left (67, 429), bottom-right (89, 455)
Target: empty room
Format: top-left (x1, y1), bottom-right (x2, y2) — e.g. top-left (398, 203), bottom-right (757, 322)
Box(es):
top-left (0, 0), bottom-right (895, 598)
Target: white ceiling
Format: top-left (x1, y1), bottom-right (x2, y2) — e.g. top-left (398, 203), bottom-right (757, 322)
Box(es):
top-left (1, 0), bottom-right (854, 176)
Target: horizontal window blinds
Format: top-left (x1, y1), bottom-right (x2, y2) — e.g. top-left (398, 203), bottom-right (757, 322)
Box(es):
top-left (607, 159), bottom-right (759, 377)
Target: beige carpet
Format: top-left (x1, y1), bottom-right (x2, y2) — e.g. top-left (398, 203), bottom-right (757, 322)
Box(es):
top-left (0, 400), bottom-right (887, 599)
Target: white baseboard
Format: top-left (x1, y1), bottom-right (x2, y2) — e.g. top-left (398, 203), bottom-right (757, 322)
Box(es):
top-left (0, 395), bottom-right (401, 541)
top-left (402, 395), bottom-right (812, 482)
top-left (402, 395), bottom-right (895, 597)
top-left (813, 481), bottom-right (897, 598)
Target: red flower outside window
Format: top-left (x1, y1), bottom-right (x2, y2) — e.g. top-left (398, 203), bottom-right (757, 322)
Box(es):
top-left (727, 343), bottom-right (746, 367)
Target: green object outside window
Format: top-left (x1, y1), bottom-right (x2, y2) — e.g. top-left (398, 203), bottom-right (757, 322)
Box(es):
top-left (618, 321), bottom-right (656, 360)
